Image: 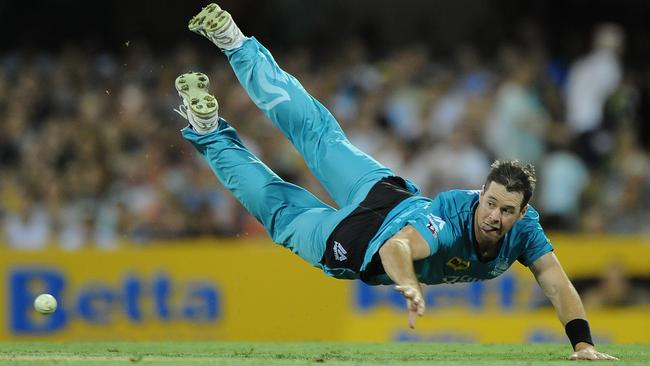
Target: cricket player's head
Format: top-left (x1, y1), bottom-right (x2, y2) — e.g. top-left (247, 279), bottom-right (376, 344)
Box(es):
top-left (474, 160), bottom-right (536, 246)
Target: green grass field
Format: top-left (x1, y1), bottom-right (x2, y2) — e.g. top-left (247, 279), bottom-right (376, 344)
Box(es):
top-left (0, 342), bottom-right (647, 365)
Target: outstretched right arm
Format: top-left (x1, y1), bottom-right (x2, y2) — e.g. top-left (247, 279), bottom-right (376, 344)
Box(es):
top-left (378, 225), bottom-right (430, 328)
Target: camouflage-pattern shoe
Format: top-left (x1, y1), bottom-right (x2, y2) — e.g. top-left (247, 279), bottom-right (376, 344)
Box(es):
top-left (174, 72), bottom-right (219, 134)
top-left (188, 3), bottom-right (245, 50)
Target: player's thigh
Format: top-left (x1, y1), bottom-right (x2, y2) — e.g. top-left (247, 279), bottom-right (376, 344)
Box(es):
top-left (274, 205), bottom-right (356, 266)
top-left (313, 134), bottom-right (394, 207)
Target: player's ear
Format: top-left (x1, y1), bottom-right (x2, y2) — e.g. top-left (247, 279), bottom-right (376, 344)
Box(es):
top-left (518, 204), bottom-right (529, 219)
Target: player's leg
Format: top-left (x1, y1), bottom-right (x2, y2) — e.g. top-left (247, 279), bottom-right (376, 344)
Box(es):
top-left (182, 122), bottom-right (348, 265)
top-left (175, 72), bottom-right (347, 266)
top-left (187, 4), bottom-right (395, 208)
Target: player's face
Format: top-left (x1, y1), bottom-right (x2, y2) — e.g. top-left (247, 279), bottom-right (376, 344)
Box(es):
top-left (474, 182), bottom-right (527, 246)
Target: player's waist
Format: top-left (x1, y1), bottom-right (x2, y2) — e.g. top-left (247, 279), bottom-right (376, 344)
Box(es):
top-left (320, 176), bottom-right (416, 275)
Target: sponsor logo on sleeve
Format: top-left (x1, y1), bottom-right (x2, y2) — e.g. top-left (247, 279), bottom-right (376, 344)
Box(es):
top-left (426, 214), bottom-right (446, 238)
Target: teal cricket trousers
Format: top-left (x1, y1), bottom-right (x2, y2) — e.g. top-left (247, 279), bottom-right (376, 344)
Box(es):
top-left (182, 37), bottom-right (395, 268)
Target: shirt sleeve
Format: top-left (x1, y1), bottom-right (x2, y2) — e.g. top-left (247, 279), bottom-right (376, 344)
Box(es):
top-left (410, 220), bottom-right (441, 256)
top-left (407, 191), bottom-right (460, 257)
top-left (517, 209), bottom-right (554, 267)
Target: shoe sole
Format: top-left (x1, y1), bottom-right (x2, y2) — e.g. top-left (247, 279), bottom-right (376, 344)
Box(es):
top-left (188, 3), bottom-right (233, 34)
top-left (175, 72), bottom-right (218, 119)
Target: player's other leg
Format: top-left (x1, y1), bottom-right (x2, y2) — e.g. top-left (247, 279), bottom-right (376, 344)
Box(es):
top-left (188, 3), bottom-right (245, 50)
top-left (174, 72), bottom-right (351, 266)
top-left (187, 4), bottom-right (407, 208)
top-left (173, 71), bottom-right (220, 133)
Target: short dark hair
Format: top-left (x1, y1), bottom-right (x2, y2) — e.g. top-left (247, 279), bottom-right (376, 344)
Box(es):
top-left (484, 160), bottom-right (536, 210)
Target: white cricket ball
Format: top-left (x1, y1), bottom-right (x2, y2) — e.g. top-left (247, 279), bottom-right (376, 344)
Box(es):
top-left (34, 294), bottom-right (58, 315)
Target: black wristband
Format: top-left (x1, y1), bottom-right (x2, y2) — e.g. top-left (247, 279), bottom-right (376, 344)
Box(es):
top-left (565, 319), bottom-right (594, 350)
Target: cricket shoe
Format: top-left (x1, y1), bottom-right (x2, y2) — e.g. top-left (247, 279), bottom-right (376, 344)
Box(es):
top-left (174, 72), bottom-right (219, 134)
top-left (188, 3), bottom-right (245, 50)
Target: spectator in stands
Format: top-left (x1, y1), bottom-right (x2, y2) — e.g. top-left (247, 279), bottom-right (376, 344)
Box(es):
top-left (566, 23), bottom-right (625, 169)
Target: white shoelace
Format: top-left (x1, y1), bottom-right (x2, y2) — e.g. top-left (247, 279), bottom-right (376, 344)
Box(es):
top-left (173, 102), bottom-right (219, 133)
top-left (173, 104), bottom-right (189, 120)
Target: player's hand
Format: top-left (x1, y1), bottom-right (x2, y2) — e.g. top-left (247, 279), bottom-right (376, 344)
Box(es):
top-left (394, 284), bottom-right (425, 329)
top-left (569, 344), bottom-right (618, 361)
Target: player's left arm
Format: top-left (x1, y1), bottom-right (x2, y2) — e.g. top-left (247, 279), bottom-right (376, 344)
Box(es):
top-left (379, 225), bottom-right (429, 329)
top-left (530, 252), bottom-right (618, 360)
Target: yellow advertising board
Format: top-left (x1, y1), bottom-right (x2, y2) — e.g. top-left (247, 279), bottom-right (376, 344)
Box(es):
top-left (0, 235), bottom-right (649, 343)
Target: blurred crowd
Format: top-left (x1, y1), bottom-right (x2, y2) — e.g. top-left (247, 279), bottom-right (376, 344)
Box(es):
top-left (1, 23), bottom-right (649, 250)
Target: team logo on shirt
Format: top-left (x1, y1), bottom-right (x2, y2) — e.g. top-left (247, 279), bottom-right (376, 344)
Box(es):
top-left (333, 241), bottom-right (347, 261)
top-left (446, 256), bottom-right (470, 270)
top-left (426, 214), bottom-right (446, 238)
top-left (489, 257), bottom-right (509, 277)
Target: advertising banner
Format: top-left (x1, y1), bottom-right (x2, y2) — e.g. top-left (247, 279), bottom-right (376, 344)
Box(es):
top-left (1, 236), bottom-right (649, 342)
